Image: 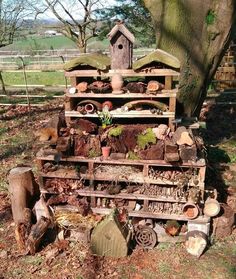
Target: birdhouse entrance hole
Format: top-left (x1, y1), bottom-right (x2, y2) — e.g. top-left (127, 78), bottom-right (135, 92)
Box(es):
top-left (118, 44), bottom-right (123, 49)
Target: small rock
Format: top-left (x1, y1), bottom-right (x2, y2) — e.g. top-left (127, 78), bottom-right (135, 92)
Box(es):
top-left (0, 250), bottom-right (8, 259)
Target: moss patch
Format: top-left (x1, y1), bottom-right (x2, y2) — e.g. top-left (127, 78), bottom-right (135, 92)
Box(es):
top-left (108, 126), bottom-right (124, 137)
top-left (88, 149), bottom-right (101, 158)
top-left (127, 151), bottom-right (140, 160)
top-left (137, 128), bottom-right (156, 149)
top-left (206, 10), bottom-right (216, 25)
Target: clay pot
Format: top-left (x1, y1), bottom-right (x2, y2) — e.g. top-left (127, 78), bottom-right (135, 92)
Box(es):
top-left (203, 198), bottom-right (220, 217)
top-left (102, 101), bottom-right (113, 111)
top-left (84, 103), bottom-right (95, 114)
top-left (183, 203), bottom-right (199, 219)
top-left (102, 146), bottom-right (111, 159)
top-left (111, 74), bottom-right (123, 94)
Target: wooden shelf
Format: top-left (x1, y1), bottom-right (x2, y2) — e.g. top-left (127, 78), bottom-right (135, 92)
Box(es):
top-left (91, 207), bottom-right (210, 222)
top-left (77, 189), bottom-right (187, 203)
top-left (65, 69), bottom-right (180, 78)
top-left (65, 90), bottom-right (177, 98)
top-left (65, 110), bottom-right (175, 118)
top-left (37, 155), bottom-right (206, 168)
top-left (40, 172), bottom-right (204, 187)
top-left (40, 187), bottom-right (187, 203)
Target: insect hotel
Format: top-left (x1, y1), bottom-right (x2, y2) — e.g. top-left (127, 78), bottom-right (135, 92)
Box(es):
top-left (9, 23), bottom-right (221, 258)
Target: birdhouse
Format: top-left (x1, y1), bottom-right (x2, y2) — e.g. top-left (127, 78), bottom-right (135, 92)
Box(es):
top-left (108, 22), bottom-right (135, 69)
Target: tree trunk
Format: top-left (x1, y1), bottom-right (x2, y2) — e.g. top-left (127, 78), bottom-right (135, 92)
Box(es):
top-left (0, 71), bottom-right (6, 94)
top-left (143, 0), bottom-right (236, 116)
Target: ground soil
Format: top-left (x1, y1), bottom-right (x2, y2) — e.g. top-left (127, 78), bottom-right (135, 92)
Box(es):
top-left (0, 97), bottom-right (235, 279)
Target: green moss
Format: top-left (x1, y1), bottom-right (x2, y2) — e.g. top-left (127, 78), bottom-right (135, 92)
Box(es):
top-left (108, 126), bottom-right (123, 137)
top-left (206, 10), bottom-right (216, 25)
top-left (88, 149), bottom-right (101, 158)
top-left (127, 151), bottom-right (140, 160)
top-left (137, 128), bottom-right (156, 149)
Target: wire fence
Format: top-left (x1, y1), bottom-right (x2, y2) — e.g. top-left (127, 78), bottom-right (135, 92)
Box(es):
top-left (0, 46), bottom-right (235, 106)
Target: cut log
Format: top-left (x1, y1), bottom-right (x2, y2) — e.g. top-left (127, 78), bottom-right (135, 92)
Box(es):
top-left (164, 139), bottom-right (179, 162)
top-left (8, 167), bottom-right (40, 224)
top-left (185, 230), bottom-right (208, 257)
top-left (173, 126), bottom-right (194, 146)
top-left (213, 204), bottom-right (235, 238)
top-left (139, 140), bottom-right (164, 160)
top-left (147, 80), bottom-right (165, 93)
top-left (179, 144), bottom-right (197, 162)
top-left (35, 114), bottom-right (66, 144)
top-left (26, 216), bottom-right (51, 255)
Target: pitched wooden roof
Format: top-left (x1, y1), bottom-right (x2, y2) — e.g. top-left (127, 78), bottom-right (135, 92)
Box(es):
top-left (133, 49), bottom-right (181, 70)
top-left (108, 23), bottom-right (135, 43)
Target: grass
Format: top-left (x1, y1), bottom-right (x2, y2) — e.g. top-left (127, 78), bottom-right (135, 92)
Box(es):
top-left (1, 35), bottom-right (109, 52)
top-left (2, 71), bottom-right (66, 86)
top-left (1, 35), bottom-right (77, 51)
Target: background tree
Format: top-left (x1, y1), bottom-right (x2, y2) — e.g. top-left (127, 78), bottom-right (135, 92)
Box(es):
top-left (96, 0), bottom-right (155, 47)
top-left (0, 0), bottom-right (29, 93)
top-left (143, 0), bottom-right (236, 116)
top-left (33, 0), bottom-right (105, 53)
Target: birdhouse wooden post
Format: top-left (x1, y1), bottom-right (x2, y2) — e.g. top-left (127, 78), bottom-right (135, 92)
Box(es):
top-left (108, 22), bottom-right (135, 69)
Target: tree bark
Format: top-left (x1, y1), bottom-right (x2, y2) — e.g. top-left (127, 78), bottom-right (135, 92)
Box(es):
top-left (143, 0), bottom-right (236, 116)
top-left (0, 71), bottom-right (6, 94)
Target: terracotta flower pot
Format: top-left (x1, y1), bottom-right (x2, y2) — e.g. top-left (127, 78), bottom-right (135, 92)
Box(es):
top-left (102, 146), bottom-right (111, 159)
top-left (102, 101), bottom-right (113, 111)
top-left (183, 203), bottom-right (199, 219)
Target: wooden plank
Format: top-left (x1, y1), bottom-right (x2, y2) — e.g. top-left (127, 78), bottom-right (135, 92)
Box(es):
top-left (64, 110), bottom-right (175, 118)
top-left (91, 207), bottom-right (208, 221)
top-left (165, 76), bottom-right (173, 90)
top-left (65, 90), bottom-right (177, 98)
top-left (0, 94), bottom-right (63, 98)
top-left (76, 189), bottom-right (187, 203)
top-left (37, 155), bottom-right (206, 167)
top-left (64, 69), bottom-right (180, 77)
top-left (39, 172), bottom-right (204, 188)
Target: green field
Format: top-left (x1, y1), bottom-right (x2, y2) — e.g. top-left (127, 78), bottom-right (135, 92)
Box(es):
top-left (2, 71), bottom-right (66, 86)
top-left (1, 35), bottom-right (109, 52)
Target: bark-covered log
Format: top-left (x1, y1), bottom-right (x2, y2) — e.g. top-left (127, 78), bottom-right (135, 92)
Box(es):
top-left (213, 204), bottom-right (235, 239)
top-left (164, 139), bottom-right (179, 162)
top-left (8, 167), bottom-right (40, 224)
top-left (144, 0), bottom-right (236, 116)
top-left (139, 140), bottom-right (164, 160)
top-left (179, 144), bottom-right (197, 162)
top-left (26, 216), bottom-right (51, 255)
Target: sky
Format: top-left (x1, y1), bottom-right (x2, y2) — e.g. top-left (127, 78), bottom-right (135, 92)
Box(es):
top-left (36, 0), bottom-right (117, 20)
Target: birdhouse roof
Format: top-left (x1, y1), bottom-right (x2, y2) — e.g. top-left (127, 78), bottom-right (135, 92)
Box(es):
top-left (108, 23), bottom-right (135, 43)
top-left (133, 49), bottom-right (181, 70)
